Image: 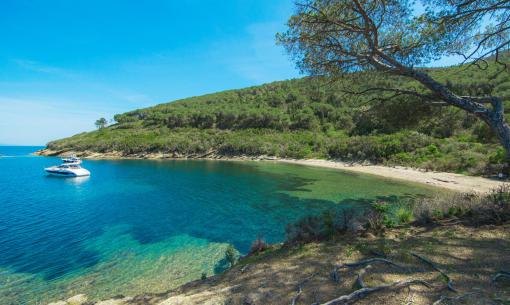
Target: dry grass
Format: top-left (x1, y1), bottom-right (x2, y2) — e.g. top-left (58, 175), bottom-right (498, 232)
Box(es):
top-left (413, 184), bottom-right (510, 226)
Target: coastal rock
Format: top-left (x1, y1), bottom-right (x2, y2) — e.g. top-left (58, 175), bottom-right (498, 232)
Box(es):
top-left (67, 294), bottom-right (87, 305)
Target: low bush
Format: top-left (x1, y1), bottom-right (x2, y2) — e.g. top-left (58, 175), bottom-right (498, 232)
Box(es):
top-left (247, 236), bottom-right (270, 256)
top-left (285, 208), bottom-right (359, 244)
top-left (225, 245), bottom-right (237, 268)
top-left (412, 185), bottom-right (510, 225)
top-left (284, 185), bottom-right (510, 245)
top-left (395, 207), bottom-right (414, 224)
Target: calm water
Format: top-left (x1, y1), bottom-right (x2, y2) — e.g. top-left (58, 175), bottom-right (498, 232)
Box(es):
top-left (0, 146), bottom-right (439, 304)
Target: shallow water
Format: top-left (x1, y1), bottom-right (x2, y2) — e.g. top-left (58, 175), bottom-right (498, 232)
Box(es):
top-left (0, 146), bottom-right (439, 304)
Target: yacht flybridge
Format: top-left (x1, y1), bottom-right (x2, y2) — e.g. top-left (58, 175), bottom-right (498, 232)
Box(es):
top-left (45, 157), bottom-right (90, 177)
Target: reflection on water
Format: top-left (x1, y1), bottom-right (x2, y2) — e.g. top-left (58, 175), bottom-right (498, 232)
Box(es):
top-left (0, 146), bottom-right (440, 305)
top-left (46, 175), bottom-right (91, 185)
top-left (67, 176), bottom-right (90, 185)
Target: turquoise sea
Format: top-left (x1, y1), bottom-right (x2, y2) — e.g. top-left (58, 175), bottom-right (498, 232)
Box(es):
top-left (0, 146), bottom-right (439, 304)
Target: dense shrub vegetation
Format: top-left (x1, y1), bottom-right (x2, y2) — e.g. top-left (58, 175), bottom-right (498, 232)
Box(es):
top-left (284, 185), bottom-right (510, 245)
top-left (47, 59), bottom-right (510, 175)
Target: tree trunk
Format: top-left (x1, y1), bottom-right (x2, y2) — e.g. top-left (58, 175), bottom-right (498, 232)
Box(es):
top-left (485, 106), bottom-right (510, 175)
top-left (400, 68), bottom-right (510, 175)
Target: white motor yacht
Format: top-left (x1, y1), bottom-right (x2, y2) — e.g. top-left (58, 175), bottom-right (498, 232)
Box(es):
top-left (62, 155), bottom-right (82, 164)
top-left (45, 163), bottom-right (90, 177)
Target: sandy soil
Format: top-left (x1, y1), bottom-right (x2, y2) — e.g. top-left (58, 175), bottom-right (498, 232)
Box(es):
top-left (49, 223), bottom-right (510, 305)
top-left (36, 149), bottom-right (506, 193)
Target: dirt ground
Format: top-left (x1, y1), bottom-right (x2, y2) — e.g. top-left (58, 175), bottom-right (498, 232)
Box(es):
top-left (84, 223), bottom-right (510, 305)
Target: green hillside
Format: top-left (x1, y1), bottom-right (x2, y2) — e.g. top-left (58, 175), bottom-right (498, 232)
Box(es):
top-left (47, 61), bottom-right (510, 175)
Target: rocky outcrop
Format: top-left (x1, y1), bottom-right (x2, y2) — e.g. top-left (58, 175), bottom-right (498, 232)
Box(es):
top-left (34, 148), bottom-right (280, 161)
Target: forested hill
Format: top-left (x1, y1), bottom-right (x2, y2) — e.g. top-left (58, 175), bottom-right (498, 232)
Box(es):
top-left (47, 61), bottom-right (510, 175)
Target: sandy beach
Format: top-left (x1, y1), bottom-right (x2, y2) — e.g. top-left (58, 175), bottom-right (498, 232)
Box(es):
top-left (35, 149), bottom-right (507, 193)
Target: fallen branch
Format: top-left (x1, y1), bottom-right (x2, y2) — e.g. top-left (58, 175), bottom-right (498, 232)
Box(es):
top-left (331, 257), bottom-right (402, 285)
top-left (290, 273), bottom-right (316, 305)
top-left (405, 290), bottom-right (415, 305)
top-left (431, 292), bottom-right (479, 305)
top-left (330, 268), bottom-right (341, 284)
top-left (369, 249), bottom-right (386, 257)
top-left (336, 257), bottom-right (403, 270)
top-left (411, 252), bottom-right (457, 293)
top-left (355, 265), bottom-right (373, 288)
top-left (492, 270), bottom-right (510, 283)
top-left (320, 279), bottom-right (432, 305)
top-left (240, 264), bottom-right (251, 274)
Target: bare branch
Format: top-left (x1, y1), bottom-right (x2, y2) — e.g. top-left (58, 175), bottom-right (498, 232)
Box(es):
top-left (432, 292), bottom-right (480, 305)
top-left (492, 270), bottom-right (510, 283)
top-left (411, 252), bottom-right (457, 293)
top-left (290, 272), bottom-right (317, 305)
top-left (336, 257), bottom-right (404, 270)
top-left (320, 279), bottom-right (432, 305)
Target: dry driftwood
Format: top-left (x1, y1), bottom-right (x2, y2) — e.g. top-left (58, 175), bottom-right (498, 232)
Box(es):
top-left (411, 252), bottom-right (457, 293)
top-left (290, 273), bottom-right (316, 305)
top-left (320, 279), bottom-right (432, 305)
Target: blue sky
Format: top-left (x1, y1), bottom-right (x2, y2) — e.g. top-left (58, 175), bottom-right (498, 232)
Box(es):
top-left (0, 0), bottom-right (301, 145)
top-left (0, 0), bottom-right (461, 145)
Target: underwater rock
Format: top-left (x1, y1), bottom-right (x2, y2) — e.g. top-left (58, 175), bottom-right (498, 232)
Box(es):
top-left (47, 301), bottom-right (67, 305)
top-left (95, 297), bottom-right (133, 305)
top-left (67, 294), bottom-right (87, 305)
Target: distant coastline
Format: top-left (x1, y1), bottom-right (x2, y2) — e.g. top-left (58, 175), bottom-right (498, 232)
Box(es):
top-left (35, 148), bottom-right (505, 193)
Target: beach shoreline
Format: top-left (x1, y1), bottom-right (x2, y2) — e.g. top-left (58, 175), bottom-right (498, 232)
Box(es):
top-left (35, 148), bottom-right (506, 193)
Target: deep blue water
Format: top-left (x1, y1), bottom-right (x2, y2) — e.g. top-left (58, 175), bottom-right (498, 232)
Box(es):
top-left (0, 146), bottom-right (436, 304)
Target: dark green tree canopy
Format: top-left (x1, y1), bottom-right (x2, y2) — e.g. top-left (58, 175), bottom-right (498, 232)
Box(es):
top-left (95, 117), bottom-right (108, 129)
top-left (277, 0), bottom-right (439, 74)
top-left (277, 0), bottom-right (509, 75)
top-left (424, 0), bottom-right (510, 68)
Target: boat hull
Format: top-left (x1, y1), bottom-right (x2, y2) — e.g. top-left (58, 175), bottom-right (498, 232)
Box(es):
top-left (45, 168), bottom-right (90, 177)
